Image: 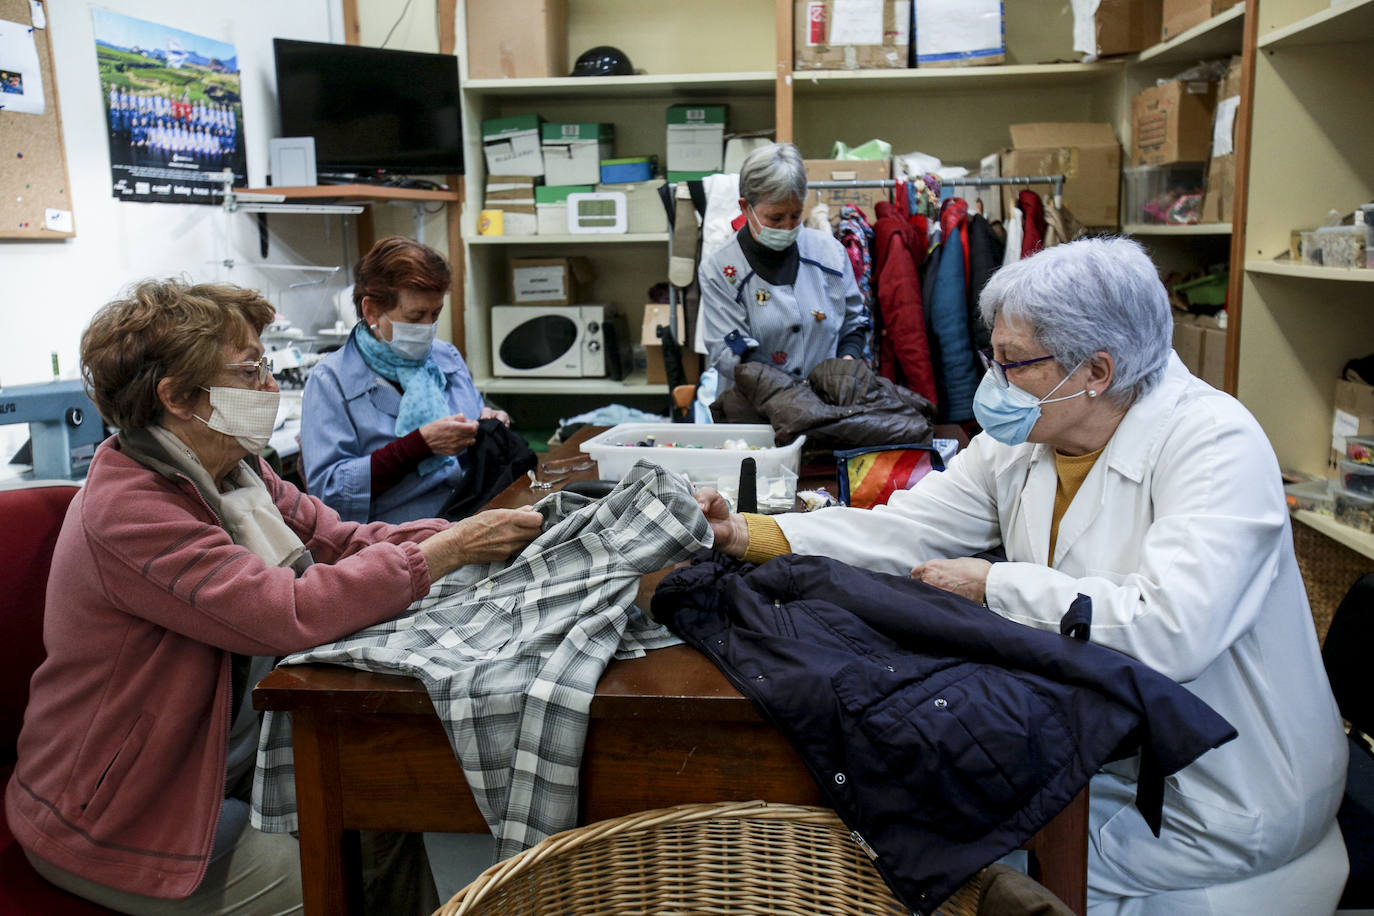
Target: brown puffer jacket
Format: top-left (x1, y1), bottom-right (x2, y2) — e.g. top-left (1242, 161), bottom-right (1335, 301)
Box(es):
top-left (711, 357), bottom-right (935, 449)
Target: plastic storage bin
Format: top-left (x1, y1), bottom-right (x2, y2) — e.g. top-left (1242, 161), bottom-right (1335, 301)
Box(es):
top-left (1346, 435), bottom-right (1374, 464)
top-left (1334, 486), bottom-right (1374, 533)
top-left (1285, 479), bottom-right (1335, 516)
top-left (1122, 163), bottom-right (1205, 225)
top-left (580, 422), bottom-right (804, 491)
top-left (599, 157), bottom-right (655, 184)
top-left (1315, 225), bottom-right (1366, 269)
top-left (1339, 457), bottom-right (1374, 496)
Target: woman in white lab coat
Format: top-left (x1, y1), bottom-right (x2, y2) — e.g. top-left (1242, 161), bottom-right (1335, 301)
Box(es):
top-left (698, 237), bottom-right (1350, 915)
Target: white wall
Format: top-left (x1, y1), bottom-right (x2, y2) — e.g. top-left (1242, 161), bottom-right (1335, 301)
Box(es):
top-left (0, 0), bottom-right (344, 387)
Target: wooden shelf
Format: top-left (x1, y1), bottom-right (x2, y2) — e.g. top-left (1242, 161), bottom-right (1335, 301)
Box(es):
top-left (476, 372), bottom-right (665, 396)
top-left (465, 233), bottom-right (670, 246)
top-left (235, 184), bottom-right (460, 203)
top-left (1293, 509), bottom-right (1374, 562)
top-left (1245, 260), bottom-right (1374, 282)
top-left (1124, 223), bottom-right (1232, 236)
top-left (791, 61), bottom-right (1121, 94)
top-left (464, 72), bottom-right (775, 99)
top-left (1136, 5), bottom-right (1245, 64)
top-left (1259, 0), bottom-right (1374, 49)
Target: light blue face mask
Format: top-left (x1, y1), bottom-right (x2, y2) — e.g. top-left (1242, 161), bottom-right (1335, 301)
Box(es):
top-left (748, 208), bottom-right (802, 251)
top-left (972, 360), bottom-right (1086, 446)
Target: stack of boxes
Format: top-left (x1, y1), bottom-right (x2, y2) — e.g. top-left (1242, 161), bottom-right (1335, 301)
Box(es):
top-left (1125, 71), bottom-right (1217, 226)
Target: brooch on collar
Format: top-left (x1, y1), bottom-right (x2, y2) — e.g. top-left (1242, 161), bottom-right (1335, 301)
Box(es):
top-left (756, 289), bottom-right (771, 305)
top-left (723, 265), bottom-right (737, 284)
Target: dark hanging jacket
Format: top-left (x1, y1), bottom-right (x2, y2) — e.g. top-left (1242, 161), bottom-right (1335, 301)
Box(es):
top-left (965, 212), bottom-right (1006, 356)
top-left (921, 199), bottom-right (981, 423)
top-left (653, 554), bottom-right (1236, 916)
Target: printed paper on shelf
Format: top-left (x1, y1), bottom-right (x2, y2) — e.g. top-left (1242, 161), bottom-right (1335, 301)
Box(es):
top-left (915, 0), bottom-right (1002, 57)
top-left (1070, 0), bottom-right (1103, 57)
top-left (806, 1), bottom-right (827, 45)
top-left (1334, 410), bottom-right (1360, 453)
top-left (1212, 96), bottom-right (1240, 157)
top-left (830, 0), bottom-right (883, 45)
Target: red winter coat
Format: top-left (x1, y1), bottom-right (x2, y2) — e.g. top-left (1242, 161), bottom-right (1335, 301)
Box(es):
top-left (872, 201), bottom-right (938, 405)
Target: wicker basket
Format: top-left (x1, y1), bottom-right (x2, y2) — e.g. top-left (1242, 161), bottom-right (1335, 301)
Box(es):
top-left (1292, 519), bottom-right (1372, 645)
top-left (432, 800), bottom-right (983, 916)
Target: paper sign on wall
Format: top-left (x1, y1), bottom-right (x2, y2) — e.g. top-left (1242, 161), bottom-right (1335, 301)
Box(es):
top-left (43, 207), bottom-right (72, 232)
top-left (1212, 96), bottom-right (1240, 157)
top-left (0, 18), bottom-right (46, 115)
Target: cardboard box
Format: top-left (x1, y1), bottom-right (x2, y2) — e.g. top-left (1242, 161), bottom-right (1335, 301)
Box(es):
top-left (1199, 326), bottom-right (1226, 389)
top-left (913, 0), bottom-right (1004, 68)
top-left (1201, 55), bottom-right (1243, 224)
top-left (1172, 317), bottom-right (1204, 375)
top-left (1000, 123), bottom-right (1122, 228)
top-left (466, 0), bottom-right (568, 79)
top-left (509, 257), bottom-right (595, 306)
top-left (541, 123), bottom-right (615, 186)
top-left (666, 105), bottom-right (727, 174)
top-left (1333, 378), bottom-right (1374, 461)
top-left (794, 0), bottom-right (910, 70)
top-left (803, 158), bottom-right (892, 224)
top-left (1162, 0), bottom-right (1240, 40)
top-left (1089, 0), bottom-right (1163, 58)
top-left (483, 115), bottom-right (544, 177)
top-left (596, 178), bottom-right (667, 233)
top-left (642, 304), bottom-right (700, 385)
top-left (1131, 79), bottom-right (1218, 167)
top-left (483, 175), bottom-right (538, 236)
top-left (534, 185), bottom-right (593, 236)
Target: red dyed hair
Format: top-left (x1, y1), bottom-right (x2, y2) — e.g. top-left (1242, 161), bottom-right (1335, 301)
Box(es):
top-left (351, 235), bottom-right (452, 318)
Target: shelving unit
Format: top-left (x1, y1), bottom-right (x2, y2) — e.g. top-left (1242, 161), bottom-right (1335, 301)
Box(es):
top-left (1293, 509), bottom-right (1374, 562)
top-left (455, 0), bottom-right (1251, 410)
top-left (1236, 0), bottom-right (1374, 478)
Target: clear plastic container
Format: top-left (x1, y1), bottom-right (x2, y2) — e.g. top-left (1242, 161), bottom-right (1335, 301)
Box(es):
top-left (1285, 479), bottom-right (1334, 516)
top-left (1122, 164), bottom-right (1205, 225)
top-left (1339, 457), bottom-right (1374, 496)
top-left (1334, 486), bottom-right (1374, 533)
top-left (1346, 435), bottom-right (1374, 464)
top-left (1315, 225), bottom-right (1366, 269)
top-left (580, 422), bottom-right (805, 485)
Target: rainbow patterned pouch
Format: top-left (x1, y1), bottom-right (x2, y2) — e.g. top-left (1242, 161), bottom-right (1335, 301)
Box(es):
top-left (834, 443), bottom-right (944, 509)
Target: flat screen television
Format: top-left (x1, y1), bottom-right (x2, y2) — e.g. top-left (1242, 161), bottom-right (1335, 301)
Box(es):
top-left (273, 38), bottom-right (463, 177)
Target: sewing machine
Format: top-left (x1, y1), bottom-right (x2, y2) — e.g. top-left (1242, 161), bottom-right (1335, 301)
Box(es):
top-left (1, 380), bottom-right (106, 480)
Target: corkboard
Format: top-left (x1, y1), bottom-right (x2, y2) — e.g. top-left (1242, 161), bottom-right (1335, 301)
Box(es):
top-left (0, 0), bottom-right (74, 239)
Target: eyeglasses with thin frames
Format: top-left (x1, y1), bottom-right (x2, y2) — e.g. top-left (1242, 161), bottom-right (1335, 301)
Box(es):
top-left (978, 349), bottom-right (1058, 389)
top-left (224, 355), bottom-right (273, 387)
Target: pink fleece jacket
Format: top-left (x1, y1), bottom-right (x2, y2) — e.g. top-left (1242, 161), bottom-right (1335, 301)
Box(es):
top-left (4, 436), bottom-right (448, 899)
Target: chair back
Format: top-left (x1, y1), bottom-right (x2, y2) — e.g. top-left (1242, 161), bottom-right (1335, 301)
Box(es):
top-left (0, 483), bottom-right (79, 765)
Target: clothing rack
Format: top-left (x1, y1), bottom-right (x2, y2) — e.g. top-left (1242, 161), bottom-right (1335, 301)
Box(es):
top-left (807, 174), bottom-right (1066, 209)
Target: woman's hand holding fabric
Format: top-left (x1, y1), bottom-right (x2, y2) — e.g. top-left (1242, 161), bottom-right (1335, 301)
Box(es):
top-left (421, 414), bottom-right (480, 455)
top-left (420, 508), bottom-right (544, 579)
top-left (695, 487), bottom-right (749, 557)
top-left (479, 406), bottom-right (512, 427)
top-left (910, 557), bottom-right (993, 605)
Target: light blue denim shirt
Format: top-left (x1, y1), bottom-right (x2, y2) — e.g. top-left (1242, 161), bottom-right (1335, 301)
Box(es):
top-left (301, 334), bottom-right (484, 524)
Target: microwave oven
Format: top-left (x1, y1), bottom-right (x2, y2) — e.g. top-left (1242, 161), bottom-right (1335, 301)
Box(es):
top-left (491, 305), bottom-right (611, 378)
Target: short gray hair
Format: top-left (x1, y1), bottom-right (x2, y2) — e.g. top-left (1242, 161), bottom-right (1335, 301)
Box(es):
top-left (739, 142), bottom-right (807, 207)
top-left (978, 237), bottom-right (1172, 407)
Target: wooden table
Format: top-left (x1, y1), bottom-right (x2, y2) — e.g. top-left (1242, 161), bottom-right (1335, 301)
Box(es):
top-left (254, 426), bottom-right (1087, 915)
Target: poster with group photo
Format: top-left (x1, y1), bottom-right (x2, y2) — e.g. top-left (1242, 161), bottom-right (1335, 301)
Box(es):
top-left (91, 9), bottom-right (246, 204)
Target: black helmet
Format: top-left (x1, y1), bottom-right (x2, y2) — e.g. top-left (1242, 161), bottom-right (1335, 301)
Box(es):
top-left (570, 46), bottom-right (634, 77)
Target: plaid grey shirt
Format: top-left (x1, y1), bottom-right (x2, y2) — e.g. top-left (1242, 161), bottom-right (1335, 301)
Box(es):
top-left (251, 462), bottom-right (711, 859)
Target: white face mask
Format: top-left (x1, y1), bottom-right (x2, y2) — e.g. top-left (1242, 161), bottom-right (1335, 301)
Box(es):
top-left (748, 207), bottom-right (802, 252)
top-left (196, 386), bottom-right (281, 454)
top-left (387, 320), bottom-right (438, 361)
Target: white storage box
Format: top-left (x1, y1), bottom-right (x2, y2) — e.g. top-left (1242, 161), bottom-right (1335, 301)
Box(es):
top-left (580, 423), bottom-right (805, 511)
top-left (595, 178), bottom-right (667, 233)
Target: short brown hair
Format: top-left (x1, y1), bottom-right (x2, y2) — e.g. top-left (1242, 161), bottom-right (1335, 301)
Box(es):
top-left (81, 279), bottom-right (275, 429)
top-left (352, 235), bottom-right (451, 318)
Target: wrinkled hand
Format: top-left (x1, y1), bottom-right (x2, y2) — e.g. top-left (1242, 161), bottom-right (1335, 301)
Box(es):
top-left (479, 406), bottom-right (511, 427)
top-left (421, 507), bottom-right (544, 579)
top-left (420, 414), bottom-right (480, 455)
top-left (695, 486), bottom-right (749, 557)
top-left (910, 557), bottom-right (993, 605)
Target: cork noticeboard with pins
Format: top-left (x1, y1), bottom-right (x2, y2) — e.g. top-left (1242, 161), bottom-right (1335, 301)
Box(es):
top-left (0, 0), bottom-right (74, 239)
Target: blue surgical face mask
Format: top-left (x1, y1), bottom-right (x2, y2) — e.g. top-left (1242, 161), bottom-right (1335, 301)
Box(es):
top-left (972, 360), bottom-right (1086, 446)
top-left (385, 319), bottom-right (438, 361)
top-left (748, 208), bottom-right (802, 251)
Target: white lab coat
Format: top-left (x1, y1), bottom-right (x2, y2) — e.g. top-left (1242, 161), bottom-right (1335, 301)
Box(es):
top-left (778, 354), bottom-right (1349, 911)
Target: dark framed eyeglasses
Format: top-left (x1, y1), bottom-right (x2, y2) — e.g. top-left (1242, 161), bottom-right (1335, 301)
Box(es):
top-left (224, 355), bottom-right (273, 386)
top-left (978, 349), bottom-right (1058, 389)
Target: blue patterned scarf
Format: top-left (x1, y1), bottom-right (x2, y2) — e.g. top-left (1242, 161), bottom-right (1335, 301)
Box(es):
top-left (353, 323), bottom-right (455, 477)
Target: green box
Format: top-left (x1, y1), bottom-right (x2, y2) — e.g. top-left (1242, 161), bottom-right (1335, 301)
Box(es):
top-left (666, 105), bottom-right (728, 125)
top-left (482, 114), bottom-right (543, 139)
top-left (541, 122), bottom-right (615, 143)
top-left (535, 185), bottom-right (593, 204)
top-left (667, 170), bottom-right (719, 182)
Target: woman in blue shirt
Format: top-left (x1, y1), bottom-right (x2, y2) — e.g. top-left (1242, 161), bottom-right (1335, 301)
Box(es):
top-left (303, 236), bottom-right (509, 523)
